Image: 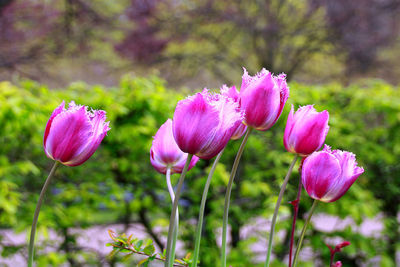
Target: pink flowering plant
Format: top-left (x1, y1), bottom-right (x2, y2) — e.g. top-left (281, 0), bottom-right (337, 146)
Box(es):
top-left (27, 69), bottom-right (366, 267)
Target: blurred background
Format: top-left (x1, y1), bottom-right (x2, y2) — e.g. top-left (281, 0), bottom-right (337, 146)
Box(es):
top-left (0, 0), bottom-right (400, 266)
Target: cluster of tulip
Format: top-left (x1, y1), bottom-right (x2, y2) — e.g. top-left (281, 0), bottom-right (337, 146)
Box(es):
top-left (149, 68), bottom-right (364, 267)
top-left (29, 67), bottom-right (363, 267)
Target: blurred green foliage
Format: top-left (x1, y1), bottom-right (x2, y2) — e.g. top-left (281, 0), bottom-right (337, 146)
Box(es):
top-left (0, 76), bottom-right (399, 266)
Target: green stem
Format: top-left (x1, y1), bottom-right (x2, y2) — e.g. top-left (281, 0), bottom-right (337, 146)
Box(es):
top-left (221, 128), bottom-right (252, 267)
top-left (191, 148), bottom-right (225, 267)
top-left (292, 199), bottom-right (318, 267)
top-left (28, 161), bottom-right (60, 267)
top-left (165, 154), bottom-right (194, 267)
top-left (264, 154), bottom-right (298, 267)
top-left (165, 168), bottom-right (179, 267)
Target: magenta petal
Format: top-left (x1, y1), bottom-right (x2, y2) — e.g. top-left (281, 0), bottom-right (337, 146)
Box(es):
top-left (45, 106), bottom-right (92, 163)
top-left (239, 68), bottom-right (288, 131)
top-left (322, 150), bottom-right (364, 202)
top-left (323, 171), bottom-right (363, 202)
top-left (302, 146), bottom-right (364, 202)
top-left (283, 105), bottom-right (329, 156)
top-left (64, 110), bottom-right (110, 166)
top-left (153, 119), bottom-right (185, 164)
top-left (43, 101), bottom-right (65, 151)
top-left (221, 84), bottom-right (240, 102)
top-left (172, 89), bottom-right (244, 159)
top-left (150, 148), bottom-right (168, 174)
top-left (283, 105), bottom-right (295, 152)
top-left (271, 73), bottom-right (289, 126)
top-left (150, 119), bottom-right (199, 174)
top-left (196, 96), bottom-right (244, 159)
top-left (231, 122), bottom-right (247, 140)
top-left (294, 110), bottom-right (329, 155)
top-left (302, 151), bottom-right (341, 200)
top-left (43, 101), bottom-right (110, 166)
top-left (172, 154), bottom-right (200, 174)
top-left (240, 73), bottom-right (280, 130)
top-left (173, 92), bottom-right (220, 155)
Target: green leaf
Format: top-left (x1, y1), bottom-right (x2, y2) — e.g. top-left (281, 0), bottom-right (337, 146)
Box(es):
top-left (143, 244), bottom-right (155, 255)
top-left (134, 239), bottom-right (144, 251)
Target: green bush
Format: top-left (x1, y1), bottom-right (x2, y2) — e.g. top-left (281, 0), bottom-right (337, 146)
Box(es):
top-left (0, 76), bottom-right (399, 266)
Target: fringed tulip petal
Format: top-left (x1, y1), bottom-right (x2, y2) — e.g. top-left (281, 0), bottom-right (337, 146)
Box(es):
top-left (43, 101), bottom-right (110, 167)
top-left (173, 89), bottom-right (244, 159)
top-left (302, 145), bottom-right (364, 202)
top-left (302, 151), bottom-right (341, 200)
top-left (239, 68), bottom-right (289, 131)
top-left (284, 105), bottom-right (329, 156)
top-left (65, 110), bottom-right (111, 166)
top-left (173, 92), bottom-right (220, 155)
top-left (221, 85), bottom-right (247, 140)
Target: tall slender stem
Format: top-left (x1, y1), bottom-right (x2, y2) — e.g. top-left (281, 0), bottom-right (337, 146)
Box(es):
top-left (292, 199), bottom-right (318, 267)
top-left (221, 128), bottom-right (252, 267)
top-left (192, 148), bottom-right (225, 267)
top-left (166, 168), bottom-right (179, 267)
top-left (28, 161), bottom-right (60, 267)
top-left (289, 176), bottom-right (303, 267)
top-left (265, 154), bottom-right (298, 267)
top-left (165, 154), bottom-right (194, 267)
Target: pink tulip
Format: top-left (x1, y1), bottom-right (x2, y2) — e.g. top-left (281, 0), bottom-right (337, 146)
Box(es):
top-left (150, 119), bottom-right (199, 174)
top-left (173, 89), bottom-right (244, 159)
top-left (240, 68), bottom-right (289, 131)
top-left (221, 84), bottom-right (247, 140)
top-left (44, 101), bottom-right (110, 167)
top-left (284, 105), bottom-right (329, 156)
top-left (302, 145), bottom-right (364, 202)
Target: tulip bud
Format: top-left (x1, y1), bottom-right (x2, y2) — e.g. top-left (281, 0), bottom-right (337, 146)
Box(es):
top-left (44, 101), bottom-right (110, 167)
top-left (221, 84), bottom-right (247, 140)
top-left (302, 145), bottom-right (364, 202)
top-left (173, 89), bottom-right (244, 159)
top-left (284, 105), bottom-right (329, 156)
top-left (240, 68), bottom-right (289, 131)
top-left (150, 119), bottom-right (199, 174)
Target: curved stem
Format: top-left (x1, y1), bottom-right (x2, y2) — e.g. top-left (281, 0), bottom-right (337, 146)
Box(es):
top-left (165, 154), bottom-right (194, 267)
top-left (288, 176), bottom-right (303, 267)
top-left (292, 199), bottom-right (318, 267)
top-left (221, 128), bottom-right (252, 267)
top-left (192, 148), bottom-right (225, 267)
top-left (28, 161), bottom-right (60, 267)
top-left (166, 168), bottom-right (179, 267)
top-left (265, 154), bottom-right (298, 267)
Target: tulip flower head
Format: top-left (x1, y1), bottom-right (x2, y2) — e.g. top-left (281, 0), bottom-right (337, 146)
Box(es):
top-left (150, 119), bottom-right (199, 174)
top-left (44, 101), bottom-right (110, 167)
top-left (240, 68), bottom-right (289, 131)
top-left (221, 84), bottom-right (247, 140)
top-left (173, 89), bottom-right (244, 159)
top-left (284, 105), bottom-right (329, 156)
top-left (302, 145), bottom-right (364, 202)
